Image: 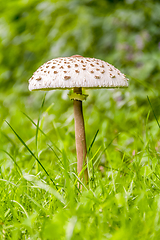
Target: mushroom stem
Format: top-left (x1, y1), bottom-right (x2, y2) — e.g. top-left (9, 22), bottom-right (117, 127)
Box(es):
top-left (73, 87), bottom-right (88, 183)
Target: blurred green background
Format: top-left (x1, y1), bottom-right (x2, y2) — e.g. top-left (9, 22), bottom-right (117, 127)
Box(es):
top-left (0, 0), bottom-right (160, 172)
top-left (0, 0), bottom-right (160, 169)
top-left (0, 0), bottom-right (160, 239)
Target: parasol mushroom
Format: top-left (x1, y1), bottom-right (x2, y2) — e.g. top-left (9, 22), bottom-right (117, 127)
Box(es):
top-left (28, 55), bottom-right (129, 183)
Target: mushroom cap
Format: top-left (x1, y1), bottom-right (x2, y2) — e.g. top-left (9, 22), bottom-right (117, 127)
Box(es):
top-left (28, 56), bottom-right (129, 91)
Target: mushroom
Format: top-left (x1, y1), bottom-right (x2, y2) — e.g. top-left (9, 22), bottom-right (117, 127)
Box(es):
top-left (28, 55), bottom-right (129, 183)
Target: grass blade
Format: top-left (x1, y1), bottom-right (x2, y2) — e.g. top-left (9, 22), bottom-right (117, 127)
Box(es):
top-left (24, 174), bottom-right (65, 205)
top-left (0, 149), bottom-right (22, 176)
top-left (47, 144), bottom-right (64, 169)
top-left (147, 95), bottom-right (160, 129)
top-left (10, 200), bottom-right (29, 218)
top-left (5, 120), bottom-right (57, 188)
top-left (21, 111), bottom-right (61, 153)
top-left (93, 133), bottom-right (121, 168)
top-left (88, 129), bottom-right (99, 154)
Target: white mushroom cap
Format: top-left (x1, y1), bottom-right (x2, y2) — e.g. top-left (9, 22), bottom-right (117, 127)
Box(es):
top-left (28, 55), bottom-right (129, 91)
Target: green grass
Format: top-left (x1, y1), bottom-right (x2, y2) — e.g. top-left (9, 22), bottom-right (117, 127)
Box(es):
top-left (0, 86), bottom-right (160, 239)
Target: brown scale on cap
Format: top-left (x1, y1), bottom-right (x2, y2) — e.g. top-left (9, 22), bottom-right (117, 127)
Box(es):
top-left (95, 76), bottom-right (101, 79)
top-left (90, 64), bottom-right (94, 67)
top-left (101, 70), bottom-right (105, 74)
top-left (75, 64), bottom-right (78, 67)
top-left (75, 70), bottom-right (79, 73)
top-left (67, 65), bottom-right (71, 68)
top-left (54, 71), bottom-right (58, 74)
top-left (59, 66), bottom-right (64, 69)
top-left (64, 76), bottom-right (71, 80)
top-left (36, 77), bottom-right (41, 81)
top-left (110, 73), bottom-right (115, 78)
top-left (90, 70), bottom-right (94, 73)
top-left (51, 66), bottom-right (55, 69)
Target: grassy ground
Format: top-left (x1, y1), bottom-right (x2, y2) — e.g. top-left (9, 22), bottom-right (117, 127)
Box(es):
top-left (0, 83), bottom-right (160, 239)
